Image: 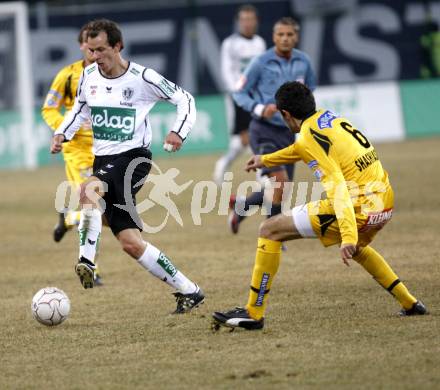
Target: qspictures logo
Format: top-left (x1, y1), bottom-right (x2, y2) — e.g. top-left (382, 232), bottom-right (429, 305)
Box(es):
top-left (91, 106), bottom-right (136, 141)
top-left (54, 159), bottom-right (387, 234)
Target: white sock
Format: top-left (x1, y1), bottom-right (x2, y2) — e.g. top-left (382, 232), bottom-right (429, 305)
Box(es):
top-left (138, 243), bottom-right (197, 294)
top-left (213, 135), bottom-right (245, 184)
top-left (224, 135), bottom-right (244, 166)
top-left (78, 208), bottom-right (102, 263)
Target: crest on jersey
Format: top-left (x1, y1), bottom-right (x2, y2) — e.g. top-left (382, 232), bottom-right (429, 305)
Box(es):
top-left (45, 90), bottom-right (61, 107)
top-left (122, 87), bottom-right (134, 100)
top-left (317, 110), bottom-right (339, 129)
top-left (307, 159), bottom-right (324, 181)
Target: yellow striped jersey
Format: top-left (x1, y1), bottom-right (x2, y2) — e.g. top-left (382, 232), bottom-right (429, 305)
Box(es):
top-left (261, 109), bottom-right (392, 245)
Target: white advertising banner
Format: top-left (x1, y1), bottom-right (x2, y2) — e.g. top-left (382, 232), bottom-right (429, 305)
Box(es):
top-left (314, 81), bottom-right (404, 142)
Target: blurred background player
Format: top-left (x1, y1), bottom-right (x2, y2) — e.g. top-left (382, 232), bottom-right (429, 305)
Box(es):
top-left (213, 82), bottom-right (427, 330)
top-left (212, 4), bottom-right (266, 186)
top-left (42, 23), bottom-right (103, 285)
top-left (229, 17), bottom-right (316, 234)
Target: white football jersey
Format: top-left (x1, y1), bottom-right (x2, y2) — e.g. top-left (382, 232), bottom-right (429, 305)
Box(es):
top-left (221, 33), bottom-right (266, 92)
top-left (55, 62), bottom-right (196, 156)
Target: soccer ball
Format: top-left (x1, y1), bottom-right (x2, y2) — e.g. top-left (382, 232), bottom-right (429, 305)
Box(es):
top-left (31, 287), bottom-right (70, 326)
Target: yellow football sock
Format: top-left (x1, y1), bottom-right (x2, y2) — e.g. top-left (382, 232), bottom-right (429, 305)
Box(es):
top-left (246, 238), bottom-right (282, 320)
top-left (354, 246), bottom-right (417, 309)
top-left (66, 211), bottom-right (81, 227)
top-left (94, 237), bottom-right (101, 278)
top-left (94, 261), bottom-right (101, 278)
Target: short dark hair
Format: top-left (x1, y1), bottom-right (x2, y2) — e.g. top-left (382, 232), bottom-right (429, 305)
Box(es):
top-left (87, 19), bottom-right (124, 50)
top-left (275, 82), bottom-right (316, 120)
top-left (273, 17), bottom-right (300, 32)
top-left (236, 4), bottom-right (258, 18)
top-left (77, 22), bottom-right (90, 44)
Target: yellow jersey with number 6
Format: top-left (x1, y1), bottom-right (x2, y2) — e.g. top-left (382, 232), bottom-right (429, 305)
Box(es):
top-left (261, 109), bottom-right (394, 247)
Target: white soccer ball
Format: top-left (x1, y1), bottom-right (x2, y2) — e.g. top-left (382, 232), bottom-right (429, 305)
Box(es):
top-left (31, 287), bottom-right (70, 326)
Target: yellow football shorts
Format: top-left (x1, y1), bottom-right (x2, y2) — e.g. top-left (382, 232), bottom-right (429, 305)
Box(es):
top-left (62, 136), bottom-right (94, 186)
top-left (293, 187), bottom-right (395, 248)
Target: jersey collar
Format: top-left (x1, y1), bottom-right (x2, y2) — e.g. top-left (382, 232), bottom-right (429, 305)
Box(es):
top-left (300, 110), bottom-right (320, 129)
top-left (98, 61), bottom-right (131, 80)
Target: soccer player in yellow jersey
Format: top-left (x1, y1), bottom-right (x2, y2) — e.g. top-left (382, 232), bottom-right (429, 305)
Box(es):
top-left (42, 23), bottom-right (93, 240)
top-left (213, 81), bottom-right (427, 330)
top-left (42, 23), bottom-right (103, 284)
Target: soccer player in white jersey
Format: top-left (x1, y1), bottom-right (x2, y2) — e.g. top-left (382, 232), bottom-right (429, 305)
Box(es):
top-left (50, 19), bottom-right (204, 314)
top-left (213, 4), bottom-right (266, 186)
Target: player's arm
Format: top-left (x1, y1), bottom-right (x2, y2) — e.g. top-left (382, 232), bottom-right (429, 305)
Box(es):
top-left (51, 71), bottom-right (90, 153)
top-left (262, 143), bottom-right (302, 166)
top-left (232, 57), bottom-right (262, 115)
top-left (42, 68), bottom-right (68, 131)
top-left (220, 39), bottom-right (236, 92)
top-left (245, 144), bottom-right (301, 172)
top-left (142, 68), bottom-right (196, 152)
